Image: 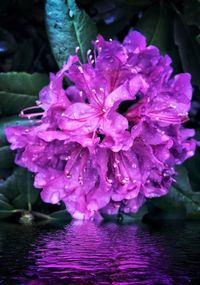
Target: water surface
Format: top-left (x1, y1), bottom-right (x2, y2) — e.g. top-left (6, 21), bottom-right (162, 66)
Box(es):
top-left (0, 221), bottom-right (200, 284)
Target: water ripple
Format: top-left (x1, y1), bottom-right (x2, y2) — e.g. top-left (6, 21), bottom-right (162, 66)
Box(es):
top-left (0, 221), bottom-right (200, 284)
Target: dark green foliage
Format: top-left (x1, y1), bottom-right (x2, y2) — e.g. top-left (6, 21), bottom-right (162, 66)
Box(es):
top-left (136, 3), bottom-right (169, 54)
top-left (45, 0), bottom-right (97, 67)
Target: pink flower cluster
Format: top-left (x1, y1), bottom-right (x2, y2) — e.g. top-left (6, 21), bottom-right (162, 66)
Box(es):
top-left (6, 31), bottom-right (196, 219)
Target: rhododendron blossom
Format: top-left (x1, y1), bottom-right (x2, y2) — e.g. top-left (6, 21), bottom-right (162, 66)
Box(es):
top-left (6, 31), bottom-right (196, 219)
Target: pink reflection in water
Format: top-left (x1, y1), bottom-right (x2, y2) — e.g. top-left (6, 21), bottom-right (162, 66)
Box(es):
top-left (26, 221), bottom-right (179, 285)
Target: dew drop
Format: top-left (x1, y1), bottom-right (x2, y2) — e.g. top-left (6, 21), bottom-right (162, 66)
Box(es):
top-left (87, 49), bottom-right (91, 56)
top-left (66, 171), bottom-right (71, 179)
top-left (106, 178), bottom-right (113, 184)
top-left (78, 176), bottom-right (83, 185)
top-left (121, 178), bottom-right (127, 185)
top-left (78, 66), bottom-right (84, 73)
top-left (75, 46), bottom-right (80, 53)
top-left (169, 104), bottom-right (177, 109)
top-left (36, 100), bottom-right (41, 106)
top-left (188, 150), bottom-right (194, 156)
top-left (69, 10), bottom-right (74, 18)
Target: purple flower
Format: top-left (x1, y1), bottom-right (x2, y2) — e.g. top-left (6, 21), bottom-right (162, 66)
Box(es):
top-left (5, 31), bottom-right (197, 219)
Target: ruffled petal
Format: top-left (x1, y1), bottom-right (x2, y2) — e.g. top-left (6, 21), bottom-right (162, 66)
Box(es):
top-left (59, 103), bottom-right (99, 134)
top-left (123, 30), bottom-right (146, 53)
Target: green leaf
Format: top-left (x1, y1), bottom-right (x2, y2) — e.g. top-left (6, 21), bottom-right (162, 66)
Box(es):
top-left (0, 167), bottom-right (40, 211)
top-left (0, 193), bottom-right (14, 219)
top-left (0, 146), bottom-right (15, 168)
top-left (185, 151), bottom-right (200, 192)
top-left (196, 34), bottom-right (200, 45)
top-left (183, 0), bottom-right (200, 28)
top-left (151, 166), bottom-right (200, 219)
top-left (0, 72), bottom-right (49, 116)
top-left (45, 0), bottom-right (97, 68)
top-left (136, 3), bottom-right (169, 54)
top-left (174, 165), bottom-right (193, 193)
top-left (0, 116), bottom-right (32, 147)
top-left (174, 12), bottom-right (200, 89)
top-left (50, 210), bottom-right (72, 221)
top-left (119, 205), bottom-right (148, 223)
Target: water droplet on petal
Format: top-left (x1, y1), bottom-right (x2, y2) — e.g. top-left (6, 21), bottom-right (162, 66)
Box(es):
top-left (36, 100), bottom-right (41, 106)
top-left (87, 49), bottom-right (91, 56)
top-left (121, 177), bottom-right (129, 185)
top-left (106, 178), bottom-right (113, 184)
top-left (78, 66), bottom-right (84, 73)
top-left (188, 151), bottom-right (194, 156)
top-left (66, 171), bottom-right (71, 179)
top-left (169, 104), bottom-right (177, 109)
top-left (78, 176), bottom-right (83, 185)
top-left (113, 163), bottom-right (117, 168)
